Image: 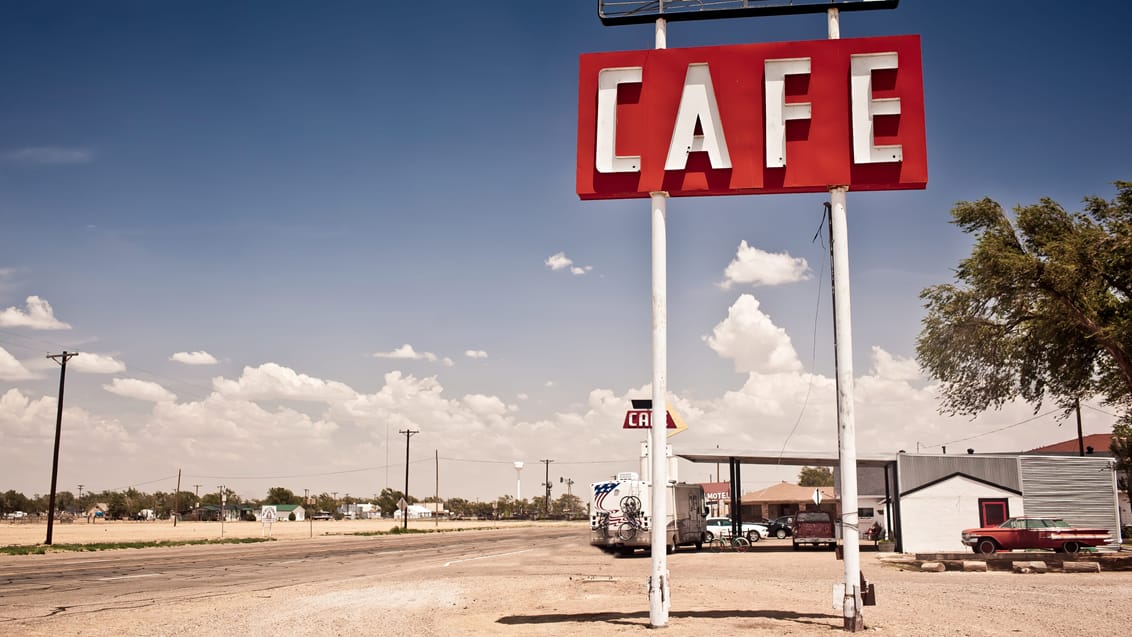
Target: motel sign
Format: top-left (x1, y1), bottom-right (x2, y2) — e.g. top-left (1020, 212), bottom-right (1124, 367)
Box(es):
top-left (577, 35), bottom-right (926, 199)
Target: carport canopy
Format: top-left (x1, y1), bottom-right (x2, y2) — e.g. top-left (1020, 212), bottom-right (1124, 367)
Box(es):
top-left (676, 449), bottom-right (898, 467)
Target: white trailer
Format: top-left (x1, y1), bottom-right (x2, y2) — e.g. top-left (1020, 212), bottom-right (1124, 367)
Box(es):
top-left (589, 472), bottom-right (708, 554)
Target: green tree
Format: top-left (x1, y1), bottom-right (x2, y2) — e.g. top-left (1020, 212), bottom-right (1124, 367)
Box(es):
top-left (1, 490), bottom-right (31, 514)
top-left (445, 497), bottom-right (473, 517)
top-left (1112, 423), bottom-right (1132, 494)
top-left (555, 493), bottom-right (583, 517)
top-left (374, 488), bottom-right (412, 516)
top-left (917, 182), bottom-right (1132, 424)
top-left (264, 487), bottom-right (300, 505)
top-left (798, 466), bottom-right (834, 487)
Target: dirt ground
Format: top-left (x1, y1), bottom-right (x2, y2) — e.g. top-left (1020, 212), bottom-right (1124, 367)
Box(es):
top-left (4, 520), bottom-right (1132, 636)
top-left (0, 516), bottom-right (511, 545)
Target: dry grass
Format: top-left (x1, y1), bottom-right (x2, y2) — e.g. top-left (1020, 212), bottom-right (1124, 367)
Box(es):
top-left (0, 518), bottom-right (556, 548)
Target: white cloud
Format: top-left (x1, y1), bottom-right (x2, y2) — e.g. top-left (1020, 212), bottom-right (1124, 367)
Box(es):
top-left (213, 363), bottom-right (356, 402)
top-left (4, 146), bottom-right (95, 164)
top-left (69, 352), bottom-right (126, 374)
top-left (170, 351), bottom-right (218, 365)
top-left (465, 350), bottom-right (488, 359)
top-left (0, 346), bottom-right (34, 380)
top-left (704, 294), bottom-right (802, 374)
top-left (545, 252), bottom-right (593, 276)
top-left (373, 344), bottom-right (451, 366)
top-left (0, 296), bottom-right (71, 329)
top-left (104, 378), bottom-right (176, 403)
top-left (545, 252), bottom-right (572, 271)
top-left (720, 241), bottom-right (810, 289)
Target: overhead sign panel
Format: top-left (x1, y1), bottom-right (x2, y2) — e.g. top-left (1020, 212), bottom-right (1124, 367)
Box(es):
top-left (577, 35), bottom-right (926, 200)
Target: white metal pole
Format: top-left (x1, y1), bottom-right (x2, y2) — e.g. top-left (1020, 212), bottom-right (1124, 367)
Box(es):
top-left (828, 9), bottom-right (864, 632)
top-left (647, 16), bottom-right (670, 629)
top-left (830, 185), bottom-right (863, 631)
top-left (649, 189), bottom-right (670, 628)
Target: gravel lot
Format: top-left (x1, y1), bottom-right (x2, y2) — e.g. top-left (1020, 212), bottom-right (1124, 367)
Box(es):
top-left (3, 520), bottom-right (1131, 636)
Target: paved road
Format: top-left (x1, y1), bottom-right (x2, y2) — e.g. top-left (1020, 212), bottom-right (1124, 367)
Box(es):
top-left (0, 526), bottom-right (580, 626)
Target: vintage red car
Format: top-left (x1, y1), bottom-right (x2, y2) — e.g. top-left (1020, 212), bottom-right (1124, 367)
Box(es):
top-left (961, 516), bottom-right (1111, 554)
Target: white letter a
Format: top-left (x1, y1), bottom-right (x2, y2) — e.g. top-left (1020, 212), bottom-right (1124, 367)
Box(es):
top-left (665, 64), bottom-right (731, 171)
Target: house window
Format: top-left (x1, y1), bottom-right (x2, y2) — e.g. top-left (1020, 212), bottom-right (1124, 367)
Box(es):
top-left (857, 507), bottom-right (875, 519)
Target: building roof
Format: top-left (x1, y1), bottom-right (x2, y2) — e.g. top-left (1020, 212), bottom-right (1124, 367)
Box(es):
top-left (741, 481), bottom-right (837, 504)
top-left (1026, 433), bottom-right (1112, 455)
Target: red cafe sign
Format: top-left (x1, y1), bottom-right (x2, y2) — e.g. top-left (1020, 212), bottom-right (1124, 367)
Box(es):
top-left (576, 35), bottom-right (926, 200)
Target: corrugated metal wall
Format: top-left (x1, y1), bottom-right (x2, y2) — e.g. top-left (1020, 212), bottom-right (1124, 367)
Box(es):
top-left (897, 454), bottom-right (1021, 494)
top-left (1019, 456), bottom-right (1120, 543)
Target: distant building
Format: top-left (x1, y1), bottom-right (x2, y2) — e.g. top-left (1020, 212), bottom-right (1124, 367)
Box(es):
top-left (393, 504), bottom-right (432, 519)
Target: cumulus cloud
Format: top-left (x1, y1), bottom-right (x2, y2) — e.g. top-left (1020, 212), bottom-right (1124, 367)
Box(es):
top-left (69, 352), bottom-right (126, 374)
top-left (4, 146), bottom-right (95, 164)
top-left (0, 296), bottom-right (71, 329)
top-left (720, 241), bottom-right (810, 289)
top-left (373, 344), bottom-right (453, 366)
top-left (170, 351), bottom-right (218, 365)
top-left (465, 350), bottom-right (488, 359)
top-left (213, 363), bottom-right (356, 402)
top-left (104, 378), bottom-right (176, 403)
top-left (545, 251), bottom-right (593, 276)
top-left (0, 346), bottom-right (34, 380)
top-left (704, 294), bottom-right (802, 374)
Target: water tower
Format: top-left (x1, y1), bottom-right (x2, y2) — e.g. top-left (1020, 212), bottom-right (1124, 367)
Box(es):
top-left (513, 461), bottom-right (524, 500)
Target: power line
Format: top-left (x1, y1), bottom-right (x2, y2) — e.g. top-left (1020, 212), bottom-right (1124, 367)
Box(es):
top-left (922, 408), bottom-right (1062, 449)
top-left (778, 203), bottom-right (830, 462)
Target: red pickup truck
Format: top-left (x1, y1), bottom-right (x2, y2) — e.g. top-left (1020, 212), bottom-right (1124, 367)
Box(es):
top-left (792, 511), bottom-right (836, 550)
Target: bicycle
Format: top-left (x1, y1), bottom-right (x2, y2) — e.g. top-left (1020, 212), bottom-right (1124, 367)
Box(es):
top-left (708, 533), bottom-right (751, 552)
top-left (616, 495), bottom-right (645, 542)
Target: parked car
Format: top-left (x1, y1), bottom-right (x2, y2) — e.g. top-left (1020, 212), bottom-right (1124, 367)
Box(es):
top-left (792, 511), bottom-right (836, 550)
top-left (767, 515), bottom-right (794, 539)
top-left (705, 517), bottom-right (769, 542)
top-left (311, 511), bottom-right (333, 520)
top-left (960, 517), bottom-right (1112, 555)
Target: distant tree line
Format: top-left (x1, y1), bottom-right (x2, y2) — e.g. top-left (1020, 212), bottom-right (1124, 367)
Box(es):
top-left (0, 485), bottom-right (586, 521)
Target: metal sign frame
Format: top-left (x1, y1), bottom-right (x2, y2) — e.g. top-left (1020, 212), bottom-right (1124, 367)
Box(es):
top-left (599, 0), bottom-right (900, 26)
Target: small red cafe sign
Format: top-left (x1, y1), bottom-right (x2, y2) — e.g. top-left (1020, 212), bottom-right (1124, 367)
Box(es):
top-left (577, 35), bottom-right (926, 199)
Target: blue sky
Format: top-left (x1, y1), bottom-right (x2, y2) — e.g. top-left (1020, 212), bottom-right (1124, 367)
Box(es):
top-left (2, 1), bottom-right (1130, 503)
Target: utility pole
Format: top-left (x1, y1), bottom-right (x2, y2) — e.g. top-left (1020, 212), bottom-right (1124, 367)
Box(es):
top-left (217, 485), bottom-right (226, 537)
top-left (540, 459), bottom-right (554, 517)
top-left (45, 350), bottom-right (78, 546)
top-left (400, 429), bottom-right (419, 529)
top-left (1075, 397), bottom-right (1085, 456)
top-left (173, 469), bottom-right (181, 527)
top-left (193, 484), bottom-right (201, 499)
top-left (435, 449), bottom-right (439, 529)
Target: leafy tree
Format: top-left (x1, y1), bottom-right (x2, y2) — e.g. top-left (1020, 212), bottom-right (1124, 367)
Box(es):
top-left (1, 490), bottom-right (31, 514)
top-left (264, 487), bottom-right (300, 505)
top-left (798, 466), bottom-right (834, 487)
top-left (445, 497), bottom-right (473, 517)
top-left (555, 493), bottom-right (584, 517)
top-left (917, 182), bottom-right (1132, 425)
top-left (1112, 423), bottom-right (1132, 493)
top-left (374, 488), bottom-right (412, 516)
top-left (106, 492), bottom-right (128, 519)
